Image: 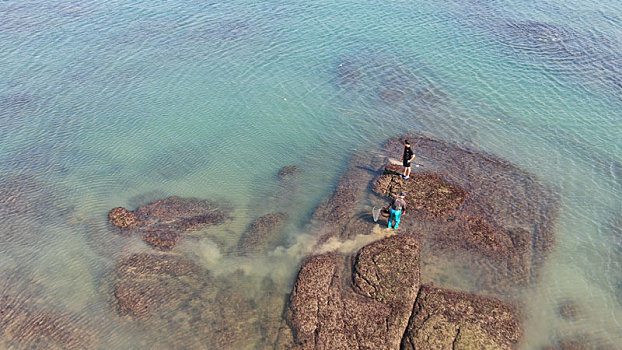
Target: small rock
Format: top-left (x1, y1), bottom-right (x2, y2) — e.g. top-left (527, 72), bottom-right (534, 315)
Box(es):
top-left (277, 165), bottom-right (299, 179)
top-left (558, 300), bottom-right (580, 321)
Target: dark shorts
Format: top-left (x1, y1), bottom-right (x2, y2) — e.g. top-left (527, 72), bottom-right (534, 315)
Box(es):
top-left (403, 160), bottom-right (411, 168)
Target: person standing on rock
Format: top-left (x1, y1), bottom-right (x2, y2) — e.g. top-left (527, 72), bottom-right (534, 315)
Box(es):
top-left (387, 192), bottom-right (407, 229)
top-left (401, 140), bottom-right (415, 179)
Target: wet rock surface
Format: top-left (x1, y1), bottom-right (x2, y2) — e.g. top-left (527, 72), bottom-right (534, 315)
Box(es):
top-left (286, 234), bottom-right (421, 349)
top-left (401, 285), bottom-right (522, 350)
top-left (238, 212), bottom-right (289, 254)
top-left (373, 135), bottom-right (559, 295)
top-left (373, 165), bottom-right (467, 218)
top-left (108, 196), bottom-right (227, 250)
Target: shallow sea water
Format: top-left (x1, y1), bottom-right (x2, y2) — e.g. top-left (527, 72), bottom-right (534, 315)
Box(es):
top-left (1, 0), bottom-right (621, 348)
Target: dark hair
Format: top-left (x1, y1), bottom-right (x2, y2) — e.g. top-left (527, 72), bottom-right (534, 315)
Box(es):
top-left (404, 140), bottom-right (410, 145)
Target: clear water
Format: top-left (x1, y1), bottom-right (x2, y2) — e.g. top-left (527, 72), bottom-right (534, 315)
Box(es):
top-left (1, 0), bottom-right (621, 348)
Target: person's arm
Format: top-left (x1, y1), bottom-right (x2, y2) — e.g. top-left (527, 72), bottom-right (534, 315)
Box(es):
top-left (386, 198), bottom-right (394, 211)
top-left (409, 150), bottom-right (415, 162)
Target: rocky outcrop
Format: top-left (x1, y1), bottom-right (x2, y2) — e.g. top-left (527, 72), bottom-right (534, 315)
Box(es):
top-left (373, 135), bottom-right (559, 296)
top-left (279, 134), bottom-right (558, 349)
top-left (401, 285), bottom-right (522, 349)
top-left (286, 234), bottom-right (420, 349)
top-left (108, 196), bottom-right (227, 250)
top-left (373, 165), bottom-right (467, 218)
top-left (238, 212), bottom-right (288, 254)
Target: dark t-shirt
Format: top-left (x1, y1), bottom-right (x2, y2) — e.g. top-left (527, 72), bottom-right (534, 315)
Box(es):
top-left (403, 146), bottom-right (414, 165)
top-left (391, 197), bottom-right (407, 211)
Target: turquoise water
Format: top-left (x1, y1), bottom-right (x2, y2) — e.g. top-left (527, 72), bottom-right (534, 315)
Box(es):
top-left (1, 0), bottom-right (621, 348)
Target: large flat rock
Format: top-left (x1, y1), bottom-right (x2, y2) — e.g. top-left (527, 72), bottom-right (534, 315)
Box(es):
top-left (401, 285), bottom-right (522, 350)
top-left (286, 234), bottom-right (420, 349)
top-left (373, 135), bottom-right (559, 296)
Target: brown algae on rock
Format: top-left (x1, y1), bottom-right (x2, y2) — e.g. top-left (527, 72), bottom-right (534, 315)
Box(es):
top-left (401, 285), bottom-right (522, 350)
top-left (108, 196), bottom-right (227, 250)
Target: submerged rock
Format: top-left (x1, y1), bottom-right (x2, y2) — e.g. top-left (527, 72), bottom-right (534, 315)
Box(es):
top-left (557, 300), bottom-right (581, 321)
top-left (401, 285), bottom-right (522, 350)
top-left (111, 254), bottom-right (263, 349)
top-left (286, 234), bottom-right (420, 349)
top-left (311, 152), bottom-right (385, 244)
top-left (113, 253), bottom-right (203, 320)
top-left (543, 335), bottom-right (616, 350)
top-left (278, 165), bottom-right (300, 180)
top-left (108, 196), bottom-right (227, 250)
top-left (0, 282), bottom-right (97, 350)
top-left (238, 212), bottom-right (289, 254)
top-left (0, 174), bottom-right (70, 222)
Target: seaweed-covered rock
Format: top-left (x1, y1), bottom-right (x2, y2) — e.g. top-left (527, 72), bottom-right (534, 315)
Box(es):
top-left (280, 134), bottom-right (558, 349)
top-left (373, 164), bottom-right (467, 218)
top-left (286, 234), bottom-right (420, 349)
top-left (238, 212), bottom-right (288, 254)
top-left (108, 196), bottom-right (227, 250)
top-left (352, 233), bottom-right (421, 303)
top-left (373, 135), bottom-right (559, 295)
top-left (401, 285), bottom-right (522, 350)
